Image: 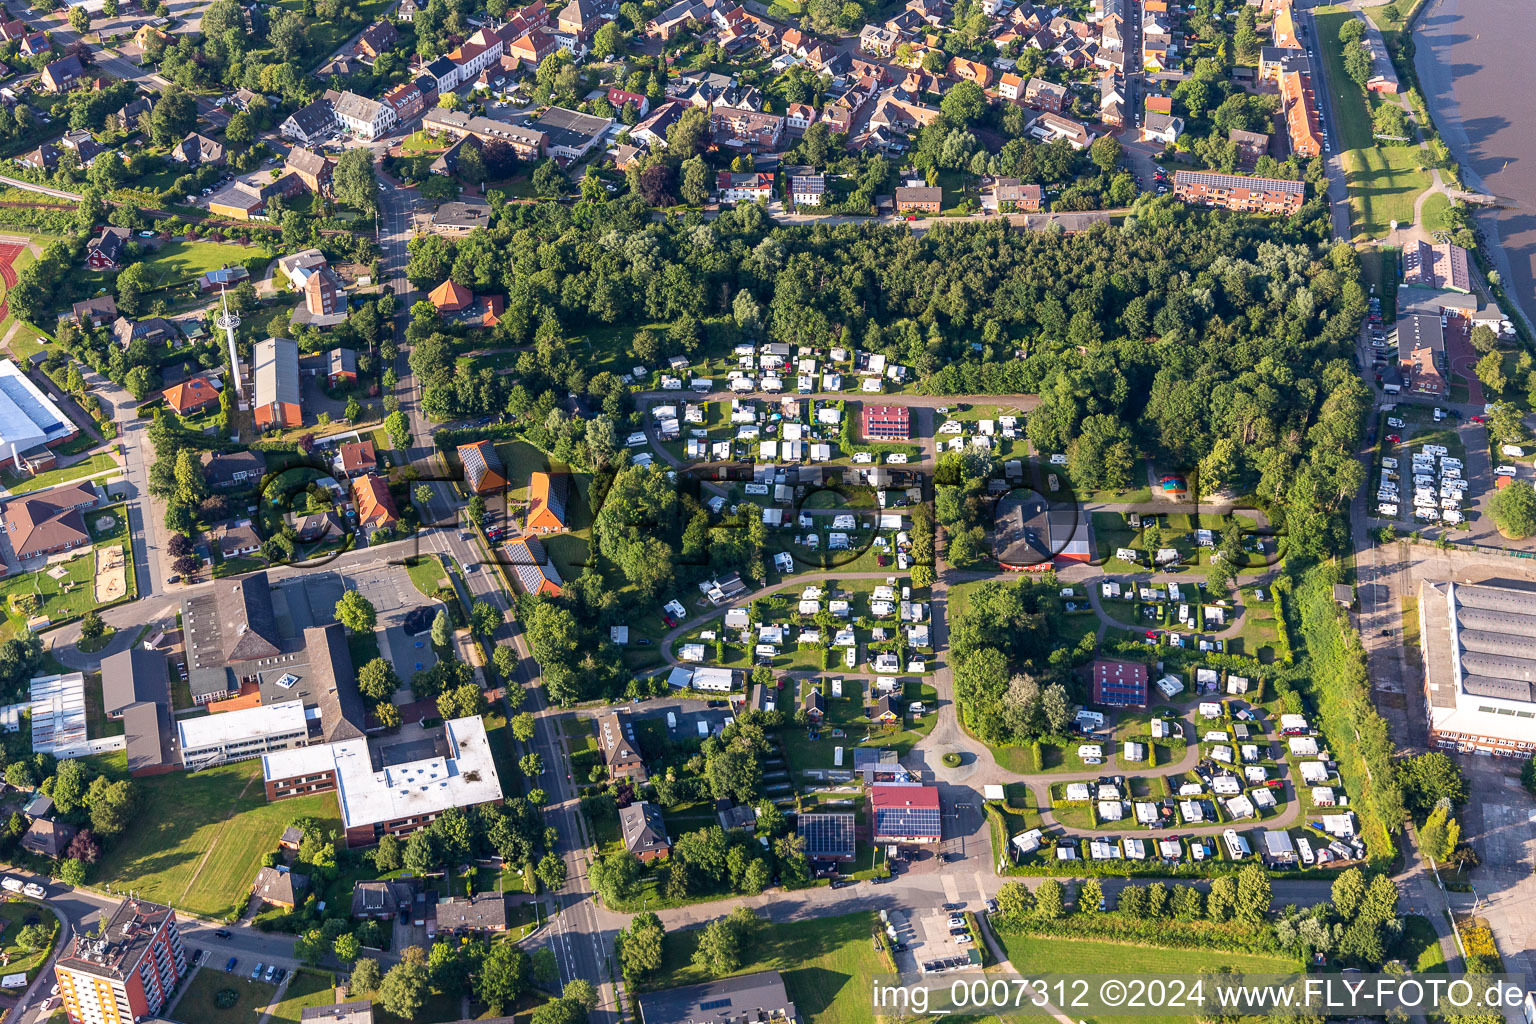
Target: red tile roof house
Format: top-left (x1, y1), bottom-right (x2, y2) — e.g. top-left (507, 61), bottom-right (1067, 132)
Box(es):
top-left (860, 404), bottom-right (910, 440)
top-left (336, 440), bottom-right (378, 477)
top-left (606, 87), bottom-right (649, 117)
top-left (162, 375), bottom-right (221, 416)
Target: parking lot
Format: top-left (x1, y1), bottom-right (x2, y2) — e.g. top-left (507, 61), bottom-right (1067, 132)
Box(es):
top-left (345, 564), bottom-right (440, 694)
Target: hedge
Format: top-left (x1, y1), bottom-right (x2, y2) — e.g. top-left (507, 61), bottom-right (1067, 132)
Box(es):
top-left (991, 909), bottom-right (1286, 957)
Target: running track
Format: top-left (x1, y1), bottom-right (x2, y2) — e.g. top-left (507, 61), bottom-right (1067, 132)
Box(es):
top-left (0, 241), bottom-right (25, 326)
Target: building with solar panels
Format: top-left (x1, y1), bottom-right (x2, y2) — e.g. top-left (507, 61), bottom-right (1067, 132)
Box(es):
top-left (869, 782), bottom-right (941, 844)
top-left (1419, 580), bottom-right (1536, 757)
top-left (797, 812), bottom-right (856, 861)
top-left (637, 971), bottom-right (795, 1024)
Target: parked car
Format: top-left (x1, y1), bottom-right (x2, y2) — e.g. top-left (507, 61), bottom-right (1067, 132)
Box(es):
top-left (225, 958), bottom-right (239, 973)
top-left (251, 963), bottom-right (264, 980)
top-left (214, 929), bottom-right (233, 939)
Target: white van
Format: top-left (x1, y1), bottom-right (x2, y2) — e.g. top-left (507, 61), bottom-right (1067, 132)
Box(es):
top-left (1387, 417), bottom-right (1404, 428)
top-left (0, 878), bottom-right (21, 894)
top-left (1502, 445), bottom-right (1525, 458)
top-left (1424, 445), bottom-right (1448, 457)
top-left (1377, 503), bottom-right (1398, 517)
top-left (1382, 457), bottom-right (1398, 469)
top-left (1497, 465), bottom-right (1518, 477)
top-left (1442, 510), bottom-right (1464, 524)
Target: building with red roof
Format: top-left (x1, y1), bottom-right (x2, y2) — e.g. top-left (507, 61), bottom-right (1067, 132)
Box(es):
top-left (869, 783), bottom-right (941, 844)
top-left (1091, 658), bottom-right (1149, 707)
top-left (860, 404), bottom-right (910, 441)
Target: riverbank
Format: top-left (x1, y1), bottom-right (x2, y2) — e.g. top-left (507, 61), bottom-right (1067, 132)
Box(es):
top-left (1413, 0), bottom-right (1536, 332)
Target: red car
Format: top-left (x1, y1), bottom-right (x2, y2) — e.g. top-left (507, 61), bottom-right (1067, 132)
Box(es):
top-left (1145, 630), bottom-right (1158, 639)
top-left (1385, 433), bottom-right (1400, 443)
top-left (1471, 415), bottom-right (1486, 424)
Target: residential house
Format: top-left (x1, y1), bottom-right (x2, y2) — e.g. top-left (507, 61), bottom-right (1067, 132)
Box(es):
top-left (332, 91), bottom-right (396, 140)
top-left (785, 103), bottom-right (816, 130)
top-left (432, 896), bottom-right (508, 935)
top-left (70, 295), bottom-right (118, 328)
top-left (336, 440), bottom-right (378, 478)
top-left (353, 21), bottom-right (398, 58)
top-left (111, 316), bottom-right (179, 350)
top-left (716, 170), bottom-right (774, 202)
top-left (172, 132), bottom-right (226, 166)
top-left (201, 450), bottom-right (265, 490)
top-left (893, 185), bottom-right (940, 213)
top-left (86, 227), bottom-right (130, 270)
top-left (998, 72), bottom-right (1024, 101)
top-left (506, 29), bottom-right (557, 67)
top-left (1022, 77), bottom-right (1066, 113)
top-left (21, 817), bottom-right (76, 858)
top-left (789, 174), bottom-right (825, 206)
top-left (555, 0), bottom-right (603, 40)
top-left (162, 375), bottom-right (221, 416)
top-left (526, 471), bottom-right (568, 533)
top-left (1229, 128), bottom-right (1270, 163)
top-left (947, 56), bottom-right (993, 87)
top-left (1029, 111), bottom-right (1094, 148)
top-left (382, 81), bottom-right (427, 124)
top-left (352, 475), bottom-right (399, 534)
top-left (458, 440), bottom-right (508, 495)
top-left (606, 87), bottom-right (649, 117)
top-left (711, 107), bottom-right (783, 150)
top-left (41, 56), bottom-right (85, 93)
top-left (1172, 169), bottom-right (1305, 214)
top-left (619, 801), bottom-right (671, 862)
top-left (252, 866), bottom-right (309, 909)
top-left (326, 348), bottom-right (358, 386)
top-left (285, 147), bottom-right (335, 192)
top-left (1141, 111), bottom-right (1184, 144)
top-left (281, 98), bottom-right (336, 144)
top-left (1279, 70), bottom-right (1322, 157)
top-left (598, 710), bottom-right (647, 782)
top-left (506, 536), bottom-right (562, 596)
top-left (994, 179), bottom-right (1042, 212)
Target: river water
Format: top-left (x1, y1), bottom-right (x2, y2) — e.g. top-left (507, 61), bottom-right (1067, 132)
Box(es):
top-left (1414, 0), bottom-right (1536, 328)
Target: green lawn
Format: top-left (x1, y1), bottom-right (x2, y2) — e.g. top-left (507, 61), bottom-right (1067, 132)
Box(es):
top-left (139, 241), bottom-right (269, 290)
top-left (645, 912), bottom-right (889, 1024)
top-left (997, 933), bottom-right (1297, 1024)
top-left (0, 900), bottom-right (58, 984)
top-left (406, 554), bottom-right (448, 597)
top-left (92, 756), bottom-right (341, 920)
top-left (1314, 9), bottom-right (1432, 240)
top-left (1396, 914), bottom-right (1447, 973)
top-left (1, 453), bottom-right (117, 495)
top-left (265, 970), bottom-right (336, 1024)
top-left (171, 969), bottom-right (280, 1024)
top-left (1420, 191), bottom-right (1453, 233)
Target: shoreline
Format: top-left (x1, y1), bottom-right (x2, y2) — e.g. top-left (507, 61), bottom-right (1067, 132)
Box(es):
top-left (1412, 0), bottom-right (1536, 333)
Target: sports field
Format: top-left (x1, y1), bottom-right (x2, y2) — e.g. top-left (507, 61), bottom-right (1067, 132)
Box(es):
top-left (93, 757), bottom-right (340, 920)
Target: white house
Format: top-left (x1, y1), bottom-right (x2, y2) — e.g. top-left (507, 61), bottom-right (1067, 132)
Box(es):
top-left (333, 91), bottom-right (396, 140)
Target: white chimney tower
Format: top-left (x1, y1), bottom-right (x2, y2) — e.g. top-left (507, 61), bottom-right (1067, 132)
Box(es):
top-left (217, 287), bottom-right (245, 410)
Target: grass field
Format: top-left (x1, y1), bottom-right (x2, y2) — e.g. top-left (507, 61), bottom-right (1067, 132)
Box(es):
top-left (406, 554), bottom-right (448, 597)
top-left (140, 241), bottom-right (270, 290)
top-left (1314, 9), bottom-right (1432, 240)
top-left (173, 969), bottom-right (280, 1024)
top-left (92, 756), bottom-right (341, 920)
top-left (265, 970), bottom-right (336, 1024)
top-left (646, 912), bottom-right (888, 1024)
top-left (997, 933), bottom-right (1297, 1024)
top-left (1, 453), bottom-right (117, 495)
top-left (1420, 191), bottom-right (1454, 233)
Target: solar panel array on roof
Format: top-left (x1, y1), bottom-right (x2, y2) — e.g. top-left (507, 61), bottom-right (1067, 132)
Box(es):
top-left (797, 812), bottom-right (855, 859)
top-left (874, 803), bottom-right (941, 839)
top-left (1175, 170), bottom-right (1305, 194)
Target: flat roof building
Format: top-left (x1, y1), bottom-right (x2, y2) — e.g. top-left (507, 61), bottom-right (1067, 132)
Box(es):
top-left (261, 716), bottom-right (504, 847)
top-left (1419, 580), bottom-right (1536, 757)
top-left (0, 358), bottom-right (79, 469)
top-left (54, 898), bottom-right (187, 1024)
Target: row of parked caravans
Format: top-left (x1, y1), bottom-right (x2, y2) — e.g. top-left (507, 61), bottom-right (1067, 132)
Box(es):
top-left (1378, 445), bottom-right (1466, 523)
